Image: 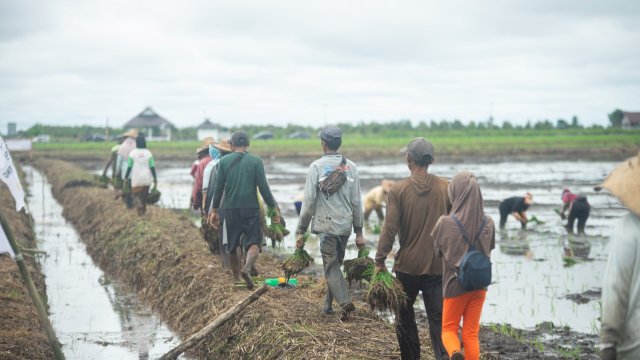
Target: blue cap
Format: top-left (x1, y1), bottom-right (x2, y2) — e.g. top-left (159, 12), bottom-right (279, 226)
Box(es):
top-left (319, 125), bottom-right (342, 142)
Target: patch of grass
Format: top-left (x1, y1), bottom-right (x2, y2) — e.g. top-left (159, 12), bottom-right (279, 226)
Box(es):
top-left (557, 346), bottom-right (581, 359)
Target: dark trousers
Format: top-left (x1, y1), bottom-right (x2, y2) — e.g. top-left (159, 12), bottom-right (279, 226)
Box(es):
top-left (567, 200), bottom-right (590, 234)
top-left (499, 202), bottom-right (525, 229)
top-left (395, 272), bottom-right (448, 360)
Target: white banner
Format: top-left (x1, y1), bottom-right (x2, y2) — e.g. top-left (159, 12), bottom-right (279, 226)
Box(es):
top-left (0, 226), bottom-right (15, 258)
top-left (0, 135), bottom-right (26, 211)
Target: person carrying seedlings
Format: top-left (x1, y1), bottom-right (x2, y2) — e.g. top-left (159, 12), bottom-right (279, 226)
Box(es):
top-left (560, 188), bottom-right (590, 235)
top-left (432, 171), bottom-right (495, 360)
top-left (116, 128), bottom-right (138, 208)
top-left (296, 125), bottom-right (364, 321)
top-left (191, 137), bottom-right (215, 211)
top-left (597, 152), bottom-right (640, 360)
top-left (498, 193), bottom-right (533, 230)
top-left (210, 131), bottom-right (281, 290)
top-left (101, 136), bottom-right (123, 184)
top-left (363, 179), bottom-right (395, 221)
top-left (375, 137), bottom-right (451, 360)
top-left (124, 134), bottom-right (157, 216)
top-left (201, 140), bottom-right (232, 257)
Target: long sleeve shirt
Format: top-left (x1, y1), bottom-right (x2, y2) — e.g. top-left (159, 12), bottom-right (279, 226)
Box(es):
top-left (600, 213), bottom-right (640, 359)
top-left (297, 154), bottom-right (363, 236)
top-left (210, 152), bottom-right (276, 210)
top-left (191, 156), bottom-right (211, 210)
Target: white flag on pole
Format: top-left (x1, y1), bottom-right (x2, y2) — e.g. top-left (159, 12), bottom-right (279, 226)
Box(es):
top-left (0, 135), bottom-right (26, 211)
top-left (0, 226), bottom-right (15, 258)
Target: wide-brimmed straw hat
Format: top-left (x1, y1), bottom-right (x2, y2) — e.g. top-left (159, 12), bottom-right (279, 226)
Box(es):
top-left (196, 137), bottom-right (215, 154)
top-left (595, 151), bottom-right (640, 216)
top-left (122, 128), bottom-right (139, 138)
top-left (213, 138), bottom-right (232, 153)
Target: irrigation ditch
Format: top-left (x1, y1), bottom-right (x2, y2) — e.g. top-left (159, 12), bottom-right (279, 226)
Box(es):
top-left (33, 159), bottom-right (416, 359)
top-left (0, 168), bottom-right (54, 360)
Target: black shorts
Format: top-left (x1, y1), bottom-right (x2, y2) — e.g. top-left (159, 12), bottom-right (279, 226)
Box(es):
top-left (225, 208), bottom-right (261, 253)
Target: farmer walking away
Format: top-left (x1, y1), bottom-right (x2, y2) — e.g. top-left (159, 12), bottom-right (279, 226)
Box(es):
top-left (191, 137), bottom-right (215, 211)
top-left (210, 131), bottom-right (281, 290)
top-left (498, 193), bottom-right (533, 230)
top-left (117, 128), bottom-right (138, 208)
top-left (101, 136), bottom-right (123, 182)
top-left (124, 134), bottom-right (157, 216)
top-left (375, 137), bottom-right (451, 360)
top-left (433, 171), bottom-right (495, 360)
top-left (363, 179), bottom-right (395, 222)
top-left (203, 139), bottom-right (232, 264)
top-left (560, 188), bottom-right (590, 235)
top-left (597, 152), bottom-right (640, 360)
top-left (296, 125), bottom-right (364, 321)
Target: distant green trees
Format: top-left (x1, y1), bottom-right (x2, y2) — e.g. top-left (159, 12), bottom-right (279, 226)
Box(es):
top-left (608, 109), bottom-right (624, 128)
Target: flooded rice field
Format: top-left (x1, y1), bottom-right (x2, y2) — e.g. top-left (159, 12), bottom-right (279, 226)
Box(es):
top-left (24, 167), bottom-right (185, 360)
top-left (150, 159), bottom-right (621, 336)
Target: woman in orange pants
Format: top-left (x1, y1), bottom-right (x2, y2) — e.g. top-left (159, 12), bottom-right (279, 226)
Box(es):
top-left (432, 171), bottom-right (495, 360)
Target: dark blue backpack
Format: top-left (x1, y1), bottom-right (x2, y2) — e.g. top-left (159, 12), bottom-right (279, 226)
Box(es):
top-left (451, 215), bottom-right (491, 291)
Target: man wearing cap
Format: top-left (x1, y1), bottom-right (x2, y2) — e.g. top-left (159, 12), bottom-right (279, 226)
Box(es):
top-left (598, 152), bottom-right (640, 360)
top-left (191, 137), bottom-right (215, 212)
top-left (375, 137), bottom-right (450, 360)
top-left (296, 125), bottom-right (364, 321)
top-left (210, 131), bottom-right (281, 290)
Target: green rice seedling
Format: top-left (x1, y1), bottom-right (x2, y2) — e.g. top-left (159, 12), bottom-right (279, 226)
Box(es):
top-left (265, 207), bottom-right (290, 247)
top-left (343, 247), bottom-right (375, 284)
top-left (366, 269), bottom-right (406, 314)
top-left (281, 233), bottom-right (313, 281)
top-left (372, 224), bottom-right (382, 234)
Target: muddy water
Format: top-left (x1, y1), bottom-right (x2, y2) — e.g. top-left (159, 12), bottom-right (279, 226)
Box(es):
top-left (24, 167), bottom-right (185, 360)
top-left (153, 160), bottom-right (623, 335)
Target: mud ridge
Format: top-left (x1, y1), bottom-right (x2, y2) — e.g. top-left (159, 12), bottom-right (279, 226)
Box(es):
top-left (0, 166), bottom-right (54, 360)
top-left (34, 159), bottom-right (421, 359)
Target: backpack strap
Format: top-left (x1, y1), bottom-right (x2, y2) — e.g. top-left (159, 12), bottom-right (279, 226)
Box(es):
top-left (451, 214), bottom-right (488, 247)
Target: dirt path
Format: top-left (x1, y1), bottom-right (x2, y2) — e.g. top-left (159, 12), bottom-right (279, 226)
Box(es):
top-left (0, 170), bottom-right (54, 360)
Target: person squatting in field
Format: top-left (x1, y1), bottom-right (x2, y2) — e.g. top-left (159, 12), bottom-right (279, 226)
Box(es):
top-left (598, 152), bottom-right (640, 360)
top-left (432, 171), bottom-right (495, 360)
top-left (296, 125), bottom-right (364, 321)
top-left (560, 188), bottom-right (590, 235)
top-left (124, 134), bottom-right (157, 216)
top-left (375, 137), bottom-right (451, 360)
top-left (203, 139), bottom-right (232, 268)
top-left (363, 179), bottom-right (395, 222)
top-left (209, 131), bottom-right (281, 290)
top-left (498, 193), bottom-right (533, 229)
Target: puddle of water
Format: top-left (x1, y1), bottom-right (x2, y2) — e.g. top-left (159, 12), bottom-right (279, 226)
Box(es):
top-left (151, 160), bottom-right (623, 335)
top-left (25, 166), bottom-right (186, 360)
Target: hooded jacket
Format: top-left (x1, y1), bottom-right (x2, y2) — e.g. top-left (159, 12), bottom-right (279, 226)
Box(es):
top-left (375, 172), bottom-right (450, 275)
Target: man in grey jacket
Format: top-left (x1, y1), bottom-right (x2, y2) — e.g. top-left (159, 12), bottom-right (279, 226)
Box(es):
top-left (296, 125), bottom-right (364, 320)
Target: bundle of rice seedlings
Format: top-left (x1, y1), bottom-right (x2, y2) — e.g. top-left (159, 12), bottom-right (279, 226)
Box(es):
top-left (265, 207), bottom-right (290, 247)
top-left (281, 233), bottom-right (313, 281)
top-left (372, 224), bottom-right (382, 234)
top-left (344, 247), bottom-right (375, 284)
top-left (366, 269), bottom-right (406, 314)
top-left (146, 187), bottom-right (161, 204)
top-left (97, 174), bottom-right (110, 188)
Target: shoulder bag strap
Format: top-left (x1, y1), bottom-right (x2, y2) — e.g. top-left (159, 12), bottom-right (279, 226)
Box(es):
top-left (450, 214), bottom-right (471, 245)
top-left (223, 153), bottom-right (246, 183)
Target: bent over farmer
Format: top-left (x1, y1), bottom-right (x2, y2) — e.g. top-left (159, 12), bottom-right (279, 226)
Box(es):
top-left (296, 125), bottom-right (364, 321)
top-left (210, 131), bottom-right (281, 290)
top-left (375, 137), bottom-right (450, 360)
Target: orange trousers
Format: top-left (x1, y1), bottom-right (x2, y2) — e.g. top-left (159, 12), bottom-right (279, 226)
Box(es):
top-left (442, 289), bottom-right (487, 360)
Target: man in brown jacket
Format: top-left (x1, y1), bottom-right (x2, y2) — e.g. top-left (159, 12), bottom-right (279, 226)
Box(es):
top-left (375, 137), bottom-right (451, 360)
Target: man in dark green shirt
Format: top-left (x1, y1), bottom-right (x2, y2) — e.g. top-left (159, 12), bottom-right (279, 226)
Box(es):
top-left (210, 131), bottom-right (280, 290)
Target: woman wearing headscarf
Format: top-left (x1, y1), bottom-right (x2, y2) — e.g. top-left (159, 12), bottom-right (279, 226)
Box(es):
top-left (432, 171), bottom-right (495, 360)
top-left (124, 134), bottom-right (157, 216)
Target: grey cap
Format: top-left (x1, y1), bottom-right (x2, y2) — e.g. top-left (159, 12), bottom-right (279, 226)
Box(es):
top-left (401, 137), bottom-right (434, 162)
top-left (319, 125), bottom-right (342, 142)
top-left (230, 131), bottom-right (250, 147)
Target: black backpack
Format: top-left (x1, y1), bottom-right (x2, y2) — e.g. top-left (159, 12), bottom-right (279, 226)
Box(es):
top-left (451, 214), bottom-right (491, 291)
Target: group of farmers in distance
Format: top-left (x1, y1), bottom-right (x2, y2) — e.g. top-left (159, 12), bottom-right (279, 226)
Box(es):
top-left (101, 125), bottom-right (639, 360)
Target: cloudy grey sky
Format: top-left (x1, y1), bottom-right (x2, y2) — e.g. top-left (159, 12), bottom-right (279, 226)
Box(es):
top-left (1, 0), bottom-right (639, 129)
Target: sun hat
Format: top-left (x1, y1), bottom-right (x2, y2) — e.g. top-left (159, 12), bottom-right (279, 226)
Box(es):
top-left (196, 137), bottom-right (215, 154)
top-left (594, 151), bottom-right (640, 216)
top-left (382, 179), bottom-right (395, 192)
top-left (213, 138), bottom-right (232, 153)
top-left (122, 128), bottom-right (139, 138)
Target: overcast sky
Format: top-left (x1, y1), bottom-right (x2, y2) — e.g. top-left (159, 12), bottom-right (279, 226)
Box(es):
top-left (1, 0), bottom-right (639, 130)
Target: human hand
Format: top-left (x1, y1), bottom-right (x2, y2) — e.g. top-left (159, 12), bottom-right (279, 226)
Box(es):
top-left (271, 208), bottom-right (281, 224)
top-left (355, 233), bottom-right (365, 249)
top-left (600, 347), bottom-right (616, 360)
top-left (295, 233), bottom-right (305, 249)
top-left (209, 211), bottom-right (219, 231)
top-left (560, 213), bottom-right (566, 220)
top-left (375, 265), bottom-right (387, 273)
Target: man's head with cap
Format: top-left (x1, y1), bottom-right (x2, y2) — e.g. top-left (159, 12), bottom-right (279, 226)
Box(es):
top-left (319, 125), bottom-right (342, 151)
top-left (401, 137), bottom-right (434, 168)
top-left (230, 131), bottom-right (250, 149)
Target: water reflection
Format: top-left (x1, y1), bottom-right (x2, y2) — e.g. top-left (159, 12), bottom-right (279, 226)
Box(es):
top-left (499, 230), bottom-right (534, 258)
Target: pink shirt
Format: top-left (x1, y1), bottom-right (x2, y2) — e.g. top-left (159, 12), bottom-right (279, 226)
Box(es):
top-left (191, 156), bottom-right (212, 210)
top-left (562, 191), bottom-right (578, 204)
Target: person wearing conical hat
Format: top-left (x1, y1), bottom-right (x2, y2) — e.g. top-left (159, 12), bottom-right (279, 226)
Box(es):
top-left (191, 137), bottom-right (215, 211)
top-left (363, 179), bottom-right (395, 221)
top-left (598, 152), bottom-right (640, 360)
top-left (116, 128), bottom-right (139, 208)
